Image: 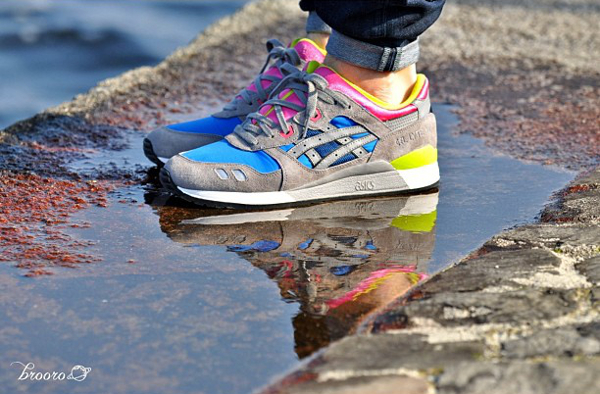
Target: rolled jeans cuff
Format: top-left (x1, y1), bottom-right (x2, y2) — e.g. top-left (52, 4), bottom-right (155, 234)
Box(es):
top-left (326, 31), bottom-right (420, 72)
top-left (306, 12), bottom-right (332, 34)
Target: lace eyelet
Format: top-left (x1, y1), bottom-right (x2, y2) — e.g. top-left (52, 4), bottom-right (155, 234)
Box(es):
top-left (280, 125), bottom-right (294, 138)
top-left (310, 108), bottom-right (322, 122)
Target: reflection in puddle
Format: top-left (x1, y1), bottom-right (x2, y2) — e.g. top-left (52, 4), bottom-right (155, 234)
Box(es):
top-left (158, 193), bottom-right (437, 358)
top-left (0, 106), bottom-right (574, 394)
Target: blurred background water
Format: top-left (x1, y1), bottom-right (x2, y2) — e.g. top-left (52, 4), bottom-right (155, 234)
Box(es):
top-left (0, 0), bottom-right (247, 130)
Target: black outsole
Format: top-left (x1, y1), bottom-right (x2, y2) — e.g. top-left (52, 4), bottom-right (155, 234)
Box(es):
top-left (143, 138), bottom-right (165, 167)
top-left (159, 167), bottom-right (440, 211)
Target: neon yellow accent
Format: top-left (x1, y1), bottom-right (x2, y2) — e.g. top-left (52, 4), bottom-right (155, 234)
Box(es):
top-left (305, 60), bottom-right (320, 74)
top-left (319, 65), bottom-right (427, 110)
top-left (352, 273), bottom-right (394, 300)
top-left (390, 145), bottom-right (437, 170)
top-left (264, 90), bottom-right (294, 117)
top-left (291, 38), bottom-right (327, 56)
top-left (391, 210), bottom-right (437, 233)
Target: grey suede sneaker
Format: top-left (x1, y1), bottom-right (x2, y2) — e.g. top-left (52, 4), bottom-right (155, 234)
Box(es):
top-left (160, 63), bottom-right (439, 208)
top-left (143, 38), bottom-right (327, 166)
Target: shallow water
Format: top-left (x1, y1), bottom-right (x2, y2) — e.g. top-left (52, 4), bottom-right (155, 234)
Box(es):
top-left (0, 104), bottom-right (574, 394)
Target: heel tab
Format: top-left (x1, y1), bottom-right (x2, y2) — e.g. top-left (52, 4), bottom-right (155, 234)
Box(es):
top-left (413, 75), bottom-right (431, 119)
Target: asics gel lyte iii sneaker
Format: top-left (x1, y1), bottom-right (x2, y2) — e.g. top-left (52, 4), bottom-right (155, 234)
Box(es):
top-left (161, 62), bottom-right (439, 208)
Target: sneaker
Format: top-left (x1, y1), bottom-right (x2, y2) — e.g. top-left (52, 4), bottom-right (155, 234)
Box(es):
top-left (143, 38), bottom-right (327, 165)
top-left (160, 62), bottom-right (439, 207)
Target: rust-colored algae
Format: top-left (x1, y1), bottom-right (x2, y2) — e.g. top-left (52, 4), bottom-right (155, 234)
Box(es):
top-left (0, 172), bottom-right (114, 276)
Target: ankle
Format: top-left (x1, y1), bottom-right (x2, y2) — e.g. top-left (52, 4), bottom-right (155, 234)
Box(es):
top-left (323, 55), bottom-right (417, 107)
top-left (306, 33), bottom-right (330, 49)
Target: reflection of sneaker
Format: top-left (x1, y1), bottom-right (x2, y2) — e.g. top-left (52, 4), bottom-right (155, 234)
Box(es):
top-left (161, 63), bottom-right (438, 208)
top-left (157, 193), bottom-right (437, 358)
top-left (143, 38), bottom-right (326, 165)
top-left (160, 193), bottom-right (438, 274)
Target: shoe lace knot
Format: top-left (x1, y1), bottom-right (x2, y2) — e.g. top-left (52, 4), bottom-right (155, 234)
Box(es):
top-left (223, 39), bottom-right (302, 111)
top-left (234, 70), bottom-right (351, 147)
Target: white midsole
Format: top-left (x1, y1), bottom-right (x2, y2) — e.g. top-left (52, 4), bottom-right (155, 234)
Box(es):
top-left (183, 192), bottom-right (439, 225)
top-left (179, 189), bottom-right (296, 205)
top-left (178, 162), bottom-right (440, 206)
top-left (398, 162), bottom-right (440, 190)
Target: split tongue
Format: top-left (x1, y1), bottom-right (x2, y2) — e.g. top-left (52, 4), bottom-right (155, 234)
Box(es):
top-left (241, 38), bottom-right (325, 98)
top-left (257, 61), bottom-right (328, 126)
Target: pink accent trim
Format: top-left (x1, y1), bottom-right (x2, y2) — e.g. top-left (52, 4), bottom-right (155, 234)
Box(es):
top-left (325, 265), bottom-right (427, 309)
top-left (417, 78), bottom-right (429, 100)
top-left (310, 108), bottom-right (322, 122)
top-left (280, 125), bottom-right (294, 138)
top-left (314, 67), bottom-right (418, 121)
top-left (244, 66), bottom-right (283, 95)
top-left (282, 92), bottom-right (303, 120)
top-left (260, 88), bottom-right (304, 124)
top-left (238, 40), bottom-right (324, 100)
top-left (292, 40), bottom-right (326, 63)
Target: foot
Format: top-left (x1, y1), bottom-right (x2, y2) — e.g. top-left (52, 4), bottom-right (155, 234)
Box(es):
top-left (160, 62), bottom-right (438, 208)
top-left (143, 38), bottom-right (327, 166)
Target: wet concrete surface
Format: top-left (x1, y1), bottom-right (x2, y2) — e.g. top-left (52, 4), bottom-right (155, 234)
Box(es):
top-left (0, 106), bottom-right (574, 394)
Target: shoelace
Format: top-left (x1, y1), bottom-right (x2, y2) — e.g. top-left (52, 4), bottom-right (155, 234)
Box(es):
top-left (222, 39), bottom-right (302, 112)
top-left (234, 69), bottom-right (351, 147)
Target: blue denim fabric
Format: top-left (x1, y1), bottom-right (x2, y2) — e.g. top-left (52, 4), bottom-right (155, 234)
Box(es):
top-left (300, 1), bottom-right (445, 71)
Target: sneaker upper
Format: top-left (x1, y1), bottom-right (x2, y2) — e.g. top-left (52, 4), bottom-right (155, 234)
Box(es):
top-left (166, 63), bottom-right (437, 197)
top-left (144, 38), bottom-right (326, 164)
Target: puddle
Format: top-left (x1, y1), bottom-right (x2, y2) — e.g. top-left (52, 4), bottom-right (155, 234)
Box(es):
top-left (0, 106), bottom-right (574, 394)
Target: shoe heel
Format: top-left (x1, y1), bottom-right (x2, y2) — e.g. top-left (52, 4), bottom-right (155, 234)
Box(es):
top-left (397, 161), bottom-right (440, 190)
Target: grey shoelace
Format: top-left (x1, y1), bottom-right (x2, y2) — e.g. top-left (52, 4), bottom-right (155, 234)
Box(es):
top-left (234, 69), bottom-right (351, 147)
top-left (222, 39), bottom-right (302, 112)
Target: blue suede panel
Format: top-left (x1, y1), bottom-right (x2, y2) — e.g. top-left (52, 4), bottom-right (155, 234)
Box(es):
top-left (182, 140), bottom-right (280, 174)
top-left (228, 240), bottom-right (280, 252)
top-left (350, 132), bottom-right (369, 139)
top-left (297, 154), bottom-right (313, 169)
top-left (330, 265), bottom-right (356, 276)
top-left (363, 140), bottom-right (378, 152)
top-left (330, 116), bottom-right (357, 129)
top-left (280, 143), bottom-right (295, 152)
top-left (167, 116), bottom-right (242, 136)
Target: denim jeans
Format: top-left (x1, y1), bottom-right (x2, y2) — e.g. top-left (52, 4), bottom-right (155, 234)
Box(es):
top-left (299, 0), bottom-right (446, 72)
